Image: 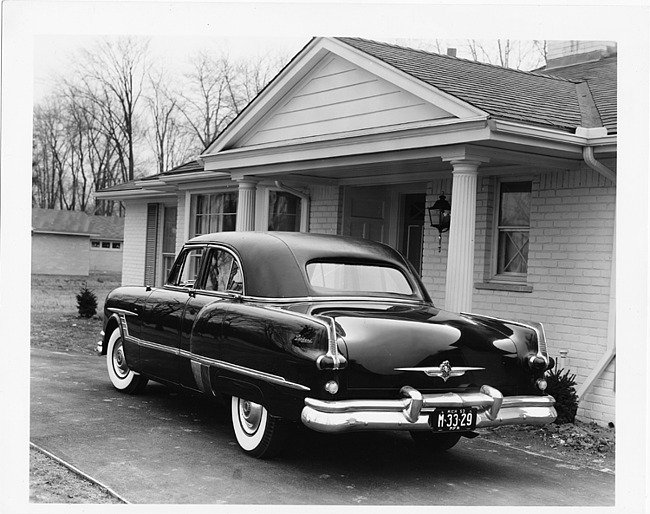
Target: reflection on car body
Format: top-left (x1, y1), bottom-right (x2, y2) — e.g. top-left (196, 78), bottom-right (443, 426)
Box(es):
top-left (98, 232), bottom-right (556, 458)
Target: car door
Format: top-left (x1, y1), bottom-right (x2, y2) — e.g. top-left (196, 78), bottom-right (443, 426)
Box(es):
top-left (178, 246), bottom-right (245, 392)
top-left (139, 245), bottom-right (207, 384)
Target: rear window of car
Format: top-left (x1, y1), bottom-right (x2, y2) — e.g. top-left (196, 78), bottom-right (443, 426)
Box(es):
top-left (306, 262), bottom-right (414, 296)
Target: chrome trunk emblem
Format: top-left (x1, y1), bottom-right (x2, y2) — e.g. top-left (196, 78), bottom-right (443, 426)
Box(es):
top-left (395, 360), bottom-right (484, 382)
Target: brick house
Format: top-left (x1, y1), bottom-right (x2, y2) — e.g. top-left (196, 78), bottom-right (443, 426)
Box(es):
top-left (31, 208), bottom-right (125, 276)
top-left (96, 38), bottom-right (617, 425)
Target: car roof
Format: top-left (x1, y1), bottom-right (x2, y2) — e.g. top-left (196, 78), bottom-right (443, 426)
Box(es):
top-left (186, 232), bottom-right (420, 299)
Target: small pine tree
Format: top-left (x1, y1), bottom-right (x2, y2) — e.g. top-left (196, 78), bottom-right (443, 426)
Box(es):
top-left (76, 282), bottom-right (98, 318)
top-left (545, 366), bottom-right (579, 424)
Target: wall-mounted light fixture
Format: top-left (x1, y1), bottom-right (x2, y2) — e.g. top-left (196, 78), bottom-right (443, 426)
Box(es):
top-left (427, 193), bottom-right (451, 252)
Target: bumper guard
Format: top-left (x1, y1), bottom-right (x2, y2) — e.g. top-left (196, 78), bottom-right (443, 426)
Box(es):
top-left (301, 385), bottom-right (556, 433)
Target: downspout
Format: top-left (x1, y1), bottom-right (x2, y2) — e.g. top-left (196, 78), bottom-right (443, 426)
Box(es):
top-left (576, 139), bottom-right (616, 401)
top-left (274, 181), bottom-right (311, 232)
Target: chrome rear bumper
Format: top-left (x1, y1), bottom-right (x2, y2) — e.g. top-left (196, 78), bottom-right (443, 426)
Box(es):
top-left (301, 385), bottom-right (556, 433)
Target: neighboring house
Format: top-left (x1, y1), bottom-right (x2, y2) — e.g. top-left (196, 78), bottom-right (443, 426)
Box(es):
top-left (31, 208), bottom-right (125, 276)
top-left (96, 38), bottom-right (617, 426)
top-left (89, 214), bottom-right (125, 273)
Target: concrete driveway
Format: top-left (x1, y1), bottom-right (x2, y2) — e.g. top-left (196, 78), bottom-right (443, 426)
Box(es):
top-left (30, 347), bottom-right (615, 505)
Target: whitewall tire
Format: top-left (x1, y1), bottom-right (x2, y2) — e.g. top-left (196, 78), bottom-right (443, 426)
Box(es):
top-left (106, 328), bottom-right (147, 394)
top-left (231, 396), bottom-right (287, 459)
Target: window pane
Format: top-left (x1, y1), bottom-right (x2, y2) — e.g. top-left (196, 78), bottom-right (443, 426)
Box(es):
top-left (306, 262), bottom-right (413, 295)
top-left (192, 193), bottom-right (238, 237)
top-left (167, 248), bottom-right (204, 287)
top-left (162, 206), bottom-right (177, 253)
top-left (268, 191), bottom-right (301, 231)
top-left (204, 250), bottom-right (243, 292)
top-left (499, 182), bottom-right (531, 226)
top-left (497, 231), bottom-right (529, 274)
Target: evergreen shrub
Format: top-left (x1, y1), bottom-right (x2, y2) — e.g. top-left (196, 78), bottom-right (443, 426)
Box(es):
top-left (76, 282), bottom-right (98, 318)
top-left (546, 365), bottom-right (579, 424)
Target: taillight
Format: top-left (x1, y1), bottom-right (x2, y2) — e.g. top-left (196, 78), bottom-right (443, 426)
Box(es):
top-left (528, 355), bottom-right (549, 371)
top-left (315, 315), bottom-right (347, 370)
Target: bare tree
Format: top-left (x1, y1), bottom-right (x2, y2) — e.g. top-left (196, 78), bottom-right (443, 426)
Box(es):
top-left (177, 49), bottom-right (287, 151)
top-left (465, 39), bottom-right (546, 70)
top-left (390, 38), bottom-right (547, 71)
top-left (66, 37), bottom-right (150, 182)
top-left (175, 51), bottom-right (230, 151)
top-left (145, 69), bottom-right (195, 174)
top-left (32, 99), bottom-right (70, 209)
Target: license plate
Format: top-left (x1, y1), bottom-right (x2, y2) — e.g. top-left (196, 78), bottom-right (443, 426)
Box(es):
top-left (429, 408), bottom-right (477, 431)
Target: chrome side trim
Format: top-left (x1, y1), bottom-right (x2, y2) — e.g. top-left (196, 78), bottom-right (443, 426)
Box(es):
top-left (240, 295), bottom-right (424, 305)
top-left (190, 360), bottom-right (215, 396)
top-left (138, 338), bottom-right (180, 356)
top-left (107, 307), bottom-right (139, 317)
top-left (180, 349), bottom-right (311, 392)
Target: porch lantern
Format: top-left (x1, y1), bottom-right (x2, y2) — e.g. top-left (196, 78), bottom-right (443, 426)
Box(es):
top-left (428, 193), bottom-right (451, 252)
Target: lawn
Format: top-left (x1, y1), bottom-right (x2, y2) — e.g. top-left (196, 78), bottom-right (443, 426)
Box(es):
top-left (31, 273), bottom-right (121, 355)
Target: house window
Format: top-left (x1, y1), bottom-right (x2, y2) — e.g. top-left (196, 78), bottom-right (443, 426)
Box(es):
top-left (268, 191), bottom-right (301, 231)
top-left (495, 181), bottom-right (531, 280)
top-left (112, 242), bottom-right (121, 249)
top-left (161, 206), bottom-right (177, 282)
top-left (192, 193), bottom-right (238, 237)
top-left (91, 241), bottom-right (100, 248)
top-left (101, 242), bottom-right (111, 249)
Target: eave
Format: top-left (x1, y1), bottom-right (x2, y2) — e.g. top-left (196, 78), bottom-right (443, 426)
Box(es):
top-left (201, 116), bottom-right (616, 181)
top-left (94, 188), bottom-right (177, 201)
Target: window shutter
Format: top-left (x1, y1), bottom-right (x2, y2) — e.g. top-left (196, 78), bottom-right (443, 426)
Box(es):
top-left (144, 203), bottom-right (159, 286)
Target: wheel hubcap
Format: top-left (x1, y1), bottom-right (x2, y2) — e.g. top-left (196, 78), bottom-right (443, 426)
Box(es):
top-left (239, 399), bottom-right (263, 435)
top-left (112, 340), bottom-right (129, 378)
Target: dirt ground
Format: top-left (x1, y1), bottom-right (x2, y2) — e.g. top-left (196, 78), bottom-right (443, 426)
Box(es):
top-left (29, 273), bottom-right (615, 504)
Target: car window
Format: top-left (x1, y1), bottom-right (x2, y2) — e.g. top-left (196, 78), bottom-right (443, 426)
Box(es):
top-left (205, 249), bottom-right (243, 293)
top-left (306, 262), bottom-right (413, 295)
top-left (167, 247), bottom-right (205, 288)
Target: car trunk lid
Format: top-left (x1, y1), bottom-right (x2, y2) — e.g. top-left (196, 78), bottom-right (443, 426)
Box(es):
top-left (313, 304), bottom-right (522, 395)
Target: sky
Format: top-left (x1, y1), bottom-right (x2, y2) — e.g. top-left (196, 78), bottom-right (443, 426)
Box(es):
top-left (33, 34), bottom-right (311, 101)
top-left (2, 2), bottom-right (650, 513)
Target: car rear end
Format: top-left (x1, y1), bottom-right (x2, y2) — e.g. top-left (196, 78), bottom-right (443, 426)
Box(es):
top-left (299, 303), bottom-right (557, 435)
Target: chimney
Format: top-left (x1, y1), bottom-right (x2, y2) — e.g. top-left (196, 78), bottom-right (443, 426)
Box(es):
top-left (446, 48), bottom-right (457, 57)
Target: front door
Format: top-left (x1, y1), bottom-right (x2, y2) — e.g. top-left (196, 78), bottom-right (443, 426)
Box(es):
top-left (342, 186), bottom-right (391, 244)
top-left (399, 193), bottom-right (426, 275)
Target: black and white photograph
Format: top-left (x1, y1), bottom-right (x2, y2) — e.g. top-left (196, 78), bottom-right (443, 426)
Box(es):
top-left (1, 1), bottom-right (648, 512)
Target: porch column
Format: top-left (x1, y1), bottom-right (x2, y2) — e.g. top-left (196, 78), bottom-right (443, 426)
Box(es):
top-left (445, 160), bottom-right (482, 313)
top-left (236, 178), bottom-right (258, 231)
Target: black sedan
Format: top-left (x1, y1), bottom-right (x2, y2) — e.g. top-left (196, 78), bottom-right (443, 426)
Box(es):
top-left (98, 232), bottom-right (556, 458)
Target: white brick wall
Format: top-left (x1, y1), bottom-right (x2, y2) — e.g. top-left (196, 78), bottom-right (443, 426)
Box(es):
top-left (421, 168), bottom-right (616, 426)
top-left (121, 200), bottom-right (148, 286)
top-left (421, 177), bottom-right (453, 306)
top-left (309, 185), bottom-right (341, 234)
